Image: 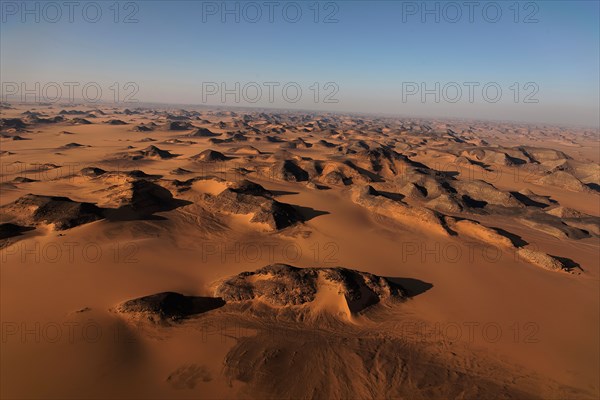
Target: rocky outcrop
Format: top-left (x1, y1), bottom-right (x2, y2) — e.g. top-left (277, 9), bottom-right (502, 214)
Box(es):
top-left (204, 180), bottom-right (303, 230)
top-left (190, 149), bottom-right (230, 162)
top-left (269, 160), bottom-right (309, 182)
top-left (186, 127), bottom-right (219, 137)
top-left (516, 249), bottom-right (572, 272)
top-left (125, 145), bottom-right (177, 160)
top-left (165, 121), bottom-right (194, 131)
top-left (0, 194), bottom-right (104, 230)
top-left (214, 263), bottom-right (407, 312)
top-left (106, 119), bottom-right (127, 125)
top-left (100, 179), bottom-right (186, 218)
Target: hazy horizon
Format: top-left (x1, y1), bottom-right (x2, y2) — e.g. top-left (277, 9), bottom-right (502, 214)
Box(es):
top-left (5, 97), bottom-right (600, 130)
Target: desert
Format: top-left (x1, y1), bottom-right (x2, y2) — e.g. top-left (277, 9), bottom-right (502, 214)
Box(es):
top-left (2, 1), bottom-right (599, 398)
top-left (0, 103), bottom-right (598, 399)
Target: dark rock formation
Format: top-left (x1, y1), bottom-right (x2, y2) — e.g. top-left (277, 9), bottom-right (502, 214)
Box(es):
top-left (126, 145), bottom-right (177, 160)
top-left (1, 194), bottom-right (104, 230)
top-left (269, 160), bottom-right (309, 182)
top-left (215, 264), bottom-right (407, 312)
top-left (186, 127), bottom-right (219, 137)
top-left (205, 180), bottom-right (303, 230)
top-left (106, 119), bottom-right (127, 125)
top-left (190, 149), bottom-right (230, 162)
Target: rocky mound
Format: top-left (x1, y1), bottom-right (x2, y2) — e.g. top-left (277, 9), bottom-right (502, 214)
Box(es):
top-left (269, 160), bottom-right (309, 182)
top-left (319, 161), bottom-right (371, 186)
top-left (352, 146), bottom-right (417, 177)
top-left (126, 145), bottom-right (177, 160)
top-left (516, 249), bottom-right (573, 272)
top-left (520, 217), bottom-right (590, 240)
top-left (116, 292), bottom-right (225, 323)
top-left (282, 138), bottom-right (313, 149)
top-left (165, 121), bottom-right (194, 131)
top-left (226, 132), bottom-right (248, 142)
top-left (0, 118), bottom-right (28, 131)
top-left (61, 142), bottom-right (88, 149)
top-left (214, 264), bottom-right (407, 313)
top-left (99, 169), bottom-right (161, 180)
top-left (461, 148), bottom-right (527, 166)
top-left (352, 185), bottom-right (452, 236)
top-left (514, 189), bottom-right (554, 207)
top-left (59, 109), bottom-right (87, 115)
top-left (546, 207), bottom-right (589, 218)
top-left (316, 139), bottom-right (337, 148)
top-left (538, 171), bottom-right (588, 192)
top-left (162, 138), bottom-right (195, 145)
top-left (190, 149), bottom-right (230, 162)
top-left (1, 194), bottom-right (104, 230)
top-left (452, 180), bottom-right (523, 208)
top-left (70, 118), bottom-right (92, 125)
top-left (100, 179), bottom-right (186, 218)
top-left (340, 140), bottom-right (372, 154)
top-left (27, 115), bottom-right (64, 124)
top-left (519, 146), bottom-right (570, 163)
top-left (205, 180), bottom-right (303, 230)
top-left (229, 145), bottom-right (262, 155)
top-left (11, 177), bottom-right (37, 183)
top-left (134, 123), bottom-right (155, 132)
top-left (106, 119), bottom-right (127, 125)
top-left (448, 218), bottom-right (515, 248)
top-left (186, 127), bottom-right (219, 137)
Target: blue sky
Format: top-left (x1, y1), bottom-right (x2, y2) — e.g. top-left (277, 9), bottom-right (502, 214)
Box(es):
top-left (1, 1), bottom-right (599, 126)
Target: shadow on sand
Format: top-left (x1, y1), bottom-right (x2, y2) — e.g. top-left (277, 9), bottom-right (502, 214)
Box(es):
top-left (386, 277), bottom-right (434, 298)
